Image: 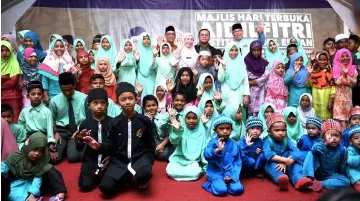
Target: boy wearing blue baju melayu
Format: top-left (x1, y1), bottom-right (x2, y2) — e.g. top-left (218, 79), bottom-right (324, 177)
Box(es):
top-left (297, 117), bottom-right (322, 161)
top-left (202, 115), bottom-right (244, 196)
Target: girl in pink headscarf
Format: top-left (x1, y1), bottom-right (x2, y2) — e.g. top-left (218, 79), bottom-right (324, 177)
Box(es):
top-left (265, 61), bottom-right (289, 113)
top-left (332, 48), bottom-right (358, 130)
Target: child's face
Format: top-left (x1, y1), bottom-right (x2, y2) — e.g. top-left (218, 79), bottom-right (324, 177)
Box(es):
top-left (275, 63), bottom-right (285, 75)
top-left (306, 124), bottom-right (320, 137)
top-left (248, 126), bottom-right (262, 139)
top-left (215, 124), bottom-right (232, 139)
top-left (290, 38), bottom-right (297, 45)
top-left (300, 95), bottom-right (310, 109)
top-left (348, 39), bottom-right (359, 52)
top-left (336, 39), bottom-right (349, 49)
top-left (88, 99), bottom-right (108, 116)
top-left (204, 102), bottom-right (214, 117)
top-left (287, 48), bottom-right (297, 59)
top-left (229, 46), bottom-right (238, 59)
top-left (118, 92), bottom-right (136, 112)
top-left (287, 113), bottom-right (297, 125)
top-left (350, 133), bottom-right (360, 149)
top-left (1, 46), bottom-right (10, 61)
top-left (98, 61), bottom-right (108, 72)
top-left (1, 111), bottom-right (13, 124)
top-left (60, 84), bottom-right (75, 99)
top-left (64, 41), bottom-right (69, 52)
top-left (198, 56), bottom-right (210, 67)
top-left (180, 71), bottom-right (191, 85)
top-left (269, 122), bottom-right (287, 141)
top-left (162, 45), bottom-right (170, 56)
top-left (144, 100), bottom-right (158, 116)
top-left (26, 54), bottom-right (38, 66)
top-left (350, 115), bottom-right (360, 126)
top-left (78, 54), bottom-right (89, 65)
top-left (90, 78), bottom-right (105, 89)
top-left (92, 43), bottom-right (99, 52)
top-left (142, 36), bottom-right (151, 47)
top-left (24, 37), bottom-right (34, 48)
top-left (124, 41), bottom-right (133, 52)
top-left (89, 52), bottom-right (95, 63)
top-left (235, 107), bottom-right (242, 122)
top-left (251, 47), bottom-right (261, 58)
top-left (27, 88), bottom-right (43, 107)
top-left (173, 94), bottom-right (185, 111)
top-left (317, 54), bottom-right (328, 69)
top-left (213, 55), bottom-right (221, 61)
top-left (294, 56), bottom-right (304, 66)
top-left (54, 41), bottom-right (65, 56)
top-left (101, 38), bottom-right (111, 50)
top-left (28, 147), bottom-right (45, 161)
top-left (203, 77), bottom-right (213, 91)
top-left (324, 130), bottom-right (341, 147)
top-left (156, 86), bottom-right (165, 100)
top-left (76, 41), bottom-right (84, 52)
top-left (264, 106), bottom-right (274, 118)
top-left (323, 40), bottom-right (334, 51)
top-left (269, 41), bottom-right (277, 52)
top-left (185, 112), bottom-right (198, 129)
top-left (341, 52), bottom-right (350, 65)
top-left (18, 36), bottom-right (24, 45)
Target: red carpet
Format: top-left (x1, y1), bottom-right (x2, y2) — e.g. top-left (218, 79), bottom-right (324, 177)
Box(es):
top-left (52, 161), bottom-right (322, 201)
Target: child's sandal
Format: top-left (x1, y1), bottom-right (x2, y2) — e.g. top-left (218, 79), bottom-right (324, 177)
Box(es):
top-left (277, 175), bottom-right (289, 191)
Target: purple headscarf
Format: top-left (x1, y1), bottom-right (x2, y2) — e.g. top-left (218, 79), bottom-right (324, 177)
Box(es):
top-left (244, 40), bottom-right (268, 76)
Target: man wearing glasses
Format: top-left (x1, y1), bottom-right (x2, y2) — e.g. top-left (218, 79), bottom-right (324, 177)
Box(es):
top-left (232, 21), bottom-right (265, 57)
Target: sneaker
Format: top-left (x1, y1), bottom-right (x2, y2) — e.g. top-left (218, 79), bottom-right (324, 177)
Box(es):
top-left (277, 175), bottom-right (289, 191)
top-left (295, 177), bottom-right (313, 191)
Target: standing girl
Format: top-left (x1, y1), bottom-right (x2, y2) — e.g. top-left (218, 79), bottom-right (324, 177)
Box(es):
top-left (155, 43), bottom-right (177, 86)
top-left (284, 52), bottom-right (310, 107)
top-left (265, 40), bottom-right (286, 70)
top-left (39, 39), bottom-right (75, 104)
top-left (288, 36), bottom-right (308, 66)
top-left (332, 49), bottom-right (358, 130)
top-left (1, 41), bottom-right (22, 123)
top-left (116, 39), bottom-right (138, 86)
top-left (95, 35), bottom-right (118, 71)
top-left (265, 61), bottom-right (288, 112)
top-left (94, 56), bottom-right (117, 102)
top-left (305, 51), bottom-right (335, 120)
top-left (88, 50), bottom-right (96, 70)
top-left (137, 32), bottom-right (157, 99)
top-left (217, 42), bottom-right (250, 112)
top-left (19, 31), bottom-right (47, 62)
top-left (297, 93), bottom-right (316, 131)
top-left (20, 48), bottom-right (41, 107)
top-left (17, 30), bottom-right (30, 52)
top-left (76, 50), bottom-right (94, 94)
top-left (73, 39), bottom-right (87, 58)
top-left (245, 40), bottom-right (269, 116)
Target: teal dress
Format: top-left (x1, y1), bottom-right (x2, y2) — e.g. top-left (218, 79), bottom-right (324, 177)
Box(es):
top-left (115, 39), bottom-right (137, 86)
top-left (155, 43), bottom-right (176, 87)
top-left (136, 32), bottom-right (156, 100)
top-left (95, 35), bottom-right (117, 71)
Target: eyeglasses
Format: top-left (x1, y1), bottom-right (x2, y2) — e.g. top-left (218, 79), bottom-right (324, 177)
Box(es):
top-left (232, 29), bottom-right (243, 33)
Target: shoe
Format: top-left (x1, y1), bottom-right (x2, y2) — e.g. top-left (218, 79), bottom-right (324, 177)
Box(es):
top-left (312, 179), bottom-right (323, 192)
top-left (277, 175), bottom-right (289, 191)
top-left (295, 177), bottom-right (313, 191)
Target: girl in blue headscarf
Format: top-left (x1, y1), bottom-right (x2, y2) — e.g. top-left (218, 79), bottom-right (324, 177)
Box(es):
top-left (19, 31), bottom-right (47, 61)
top-left (284, 52), bottom-right (310, 107)
top-left (95, 35), bottom-right (117, 71)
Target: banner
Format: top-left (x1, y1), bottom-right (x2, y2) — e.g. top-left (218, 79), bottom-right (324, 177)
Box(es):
top-left (16, 0), bottom-right (342, 54)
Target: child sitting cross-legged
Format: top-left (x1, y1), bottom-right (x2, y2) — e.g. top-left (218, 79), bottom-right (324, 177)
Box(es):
top-left (202, 115), bottom-right (244, 196)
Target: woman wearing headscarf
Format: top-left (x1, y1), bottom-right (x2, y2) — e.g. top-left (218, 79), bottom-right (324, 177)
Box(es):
top-left (1, 34), bottom-right (19, 54)
top-left (172, 33), bottom-right (198, 72)
top-left (39, 38), bottom-right (75, 104)
top-left (19, 48), bottom-right (41, 107)
top-left (94, 56), bottom-right (117, 102)
top-left (284, 52), bottom-right (310, 107)
top-left (17, 30), bottom-right (30, 52)
top-left (297, 93), bottom-right (316, 131)
top-left (95, 35), bottom-right (117, 71)
top-left (17, 31), bottom-right (47, 63)
top-left (73, 38), bottom-right (88, 58)
top-left (155, 42), bottom-right (177, 87)
top-left (115, 39), bottom-right (138, 85)
top-left (46, 34), bottom-right (63, 53)
top-left (287, 36), bottom-right (309, 66)
top-left (76, 50), bottom-right (94, 94)
top-left (170, 67), bottom-right (198, 105)
top-left (265, 39), bottom-right (286, 70)
top-left (1, 41), bottom-right (23, 123)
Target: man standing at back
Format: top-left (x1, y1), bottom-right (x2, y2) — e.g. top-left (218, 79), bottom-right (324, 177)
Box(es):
top-left (194, 28), bottom-right (219, 56)
top-left (232, 21), bottom-right (265, 56)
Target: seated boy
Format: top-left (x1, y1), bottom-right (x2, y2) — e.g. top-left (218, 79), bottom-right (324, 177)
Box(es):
top-left (83, 82), bottom-right (155, 197)
top-left (346, 125), bottom-right (360, 192)
top-left (341, 106), bottom-right (360, 147)
top-left (297, 117), bottom-right (322, 161)
top-left (239, 116), bottom-right (264, 177)
top-left (302, 119), bottom-right (350, 192)
top-left (202, 115), bottom-right (244, 196)
top-left (49, 72), bottom-right (87, 164)
top-left (74, 88), bottom-right (113, 192)
top-left (263, 113), bottom-right (312, 191)
top-left (1, 104), bottom-right (26, 148)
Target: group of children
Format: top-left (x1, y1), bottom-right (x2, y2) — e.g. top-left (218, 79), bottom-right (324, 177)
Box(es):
top-left (1, 24), bottom-right (360, 200)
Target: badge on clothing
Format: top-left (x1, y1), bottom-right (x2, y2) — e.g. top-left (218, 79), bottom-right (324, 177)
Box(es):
top-left (136, 129), bottom-right (143, 138)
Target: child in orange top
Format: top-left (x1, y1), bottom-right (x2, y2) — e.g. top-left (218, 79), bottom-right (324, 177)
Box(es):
top-left (95, 56), bottom-right (117, 102)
